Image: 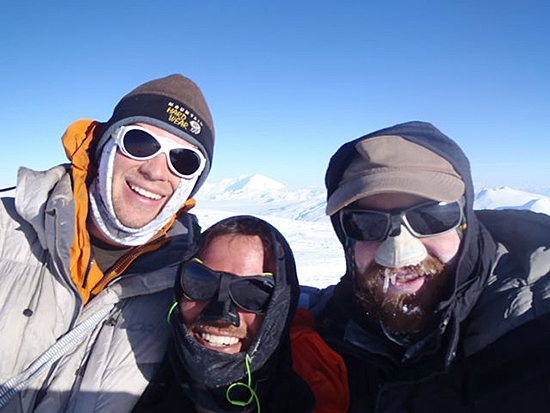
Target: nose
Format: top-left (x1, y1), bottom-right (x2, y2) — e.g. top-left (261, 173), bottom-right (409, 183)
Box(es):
top-left (199, 299), bottom-right (240, 327)
top-left (138, 153), bottom-right (174, 181)
top-left (374, 224), bottom-right (428, 268)
top-left (197, 274), bottom-right (240, 327)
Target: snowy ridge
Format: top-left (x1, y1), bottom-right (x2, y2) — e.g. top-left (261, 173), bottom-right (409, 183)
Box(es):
top-left (196, 174), bottom-right (550, 221)
top-left (474, 187), bottom-right (550, 215)
top-left (196, 174), bottom-right (328, 222)
top-left (198, 174), bottom-right (286, 200)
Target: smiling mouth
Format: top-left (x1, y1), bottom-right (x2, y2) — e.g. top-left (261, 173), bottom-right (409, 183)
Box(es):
top-left (199, 332), bottom-right (240, 347)
top-left (381, 268), bottom-right (430, 294)
top-left (128, 182), bottom-right (164, 200)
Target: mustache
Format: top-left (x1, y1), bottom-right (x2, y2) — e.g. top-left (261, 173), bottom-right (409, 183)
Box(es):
top-left (352, 254), bottom-right (450, 335)
top-left (190, 320), bottom-right (248, 338)
top-left (356, 254), bottom-right (445, 295)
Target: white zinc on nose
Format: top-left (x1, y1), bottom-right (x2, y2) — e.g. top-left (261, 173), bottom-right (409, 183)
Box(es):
top-left (374, 225), bottom-right (427, 268)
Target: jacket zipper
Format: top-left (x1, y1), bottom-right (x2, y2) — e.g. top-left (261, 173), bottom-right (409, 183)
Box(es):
top-left (90, 234), bottom-right (169, 297)
top-left (82, 255), bottom-right (94, 290)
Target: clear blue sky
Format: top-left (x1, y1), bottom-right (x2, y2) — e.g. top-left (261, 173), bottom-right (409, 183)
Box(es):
top-left (1, 0), bottom-right (549, 193)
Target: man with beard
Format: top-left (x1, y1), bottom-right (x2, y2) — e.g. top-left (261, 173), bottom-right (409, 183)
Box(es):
top-left (0, 74), bottom-right (215, 412)
top-left (134, 215), bottom-right (320, 412)
top-left (308, 121), bottom-right (550, 412)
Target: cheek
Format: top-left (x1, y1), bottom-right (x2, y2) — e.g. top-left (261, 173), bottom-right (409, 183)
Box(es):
top-left (421, 230), bottom-right (461, 263)
top-left (179, 300), bottom-right (208, 325)
top-left (168, 174), bottom-right (181, 192)
top-left (112, 152), bottom-right (135, 177)
top-left (240, 312), bottom-right (263, 337)
top-left (353, 241), bottom-right (380, 273)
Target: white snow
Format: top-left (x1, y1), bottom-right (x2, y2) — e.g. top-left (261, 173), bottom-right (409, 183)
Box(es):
top-left (199, 174), bottom-right (287, 200)
top-left (474, 187), bottom-right (550, 215)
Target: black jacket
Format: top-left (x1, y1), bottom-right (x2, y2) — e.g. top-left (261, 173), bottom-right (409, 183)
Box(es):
top-left (133, 341), bottom-right (314, 412)
top-left (317, 121), bottom-right (550, 412)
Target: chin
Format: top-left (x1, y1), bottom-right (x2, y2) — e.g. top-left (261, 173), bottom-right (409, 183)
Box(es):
top-left (353, 256), bottom-right (452, 335)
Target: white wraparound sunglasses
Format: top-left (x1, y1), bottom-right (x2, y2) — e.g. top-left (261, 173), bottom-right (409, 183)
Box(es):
top-left (114, 125), bottom-right (206, 179)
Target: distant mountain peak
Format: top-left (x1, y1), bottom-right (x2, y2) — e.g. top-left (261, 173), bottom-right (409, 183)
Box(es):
top-left (196, 174), bottom-right (288, 200)
top-left (227, 174), bottom-right (286, 192)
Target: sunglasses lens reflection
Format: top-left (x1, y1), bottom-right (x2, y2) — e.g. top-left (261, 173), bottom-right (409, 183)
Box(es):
top-left (231, 277), bottom-right (274, 313)
top-left (123, 129), bottom-right (160, 158)
top-left (342, 211), bottom-right (388, 241)
top-left (170, 148), bottom-right (202, 176)
top-left (181, 263), bottom-right (219, 301)
top-left (406, 203), bottom-right (461, 236)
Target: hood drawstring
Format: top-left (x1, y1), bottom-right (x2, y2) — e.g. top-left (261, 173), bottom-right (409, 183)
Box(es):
top-left (226, 354), bottom-right (261, 413)
top-left (167, 301), bottom-right (178, 324)
top-left (23, 254), bottom-right (48, 317)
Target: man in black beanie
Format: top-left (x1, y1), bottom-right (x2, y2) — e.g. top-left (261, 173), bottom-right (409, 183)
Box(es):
top-left (0, 74), bottom-right (215, 412)
top-left (304, 121), bottom-right (550, 412)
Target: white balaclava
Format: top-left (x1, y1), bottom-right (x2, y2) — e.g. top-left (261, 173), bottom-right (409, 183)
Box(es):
top-left (88, 137), bottom-right (198, 246)
top-left (88, 74), bottom-right (215, 246)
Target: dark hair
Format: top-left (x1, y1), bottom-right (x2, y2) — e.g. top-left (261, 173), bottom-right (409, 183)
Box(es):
top-left (196, 216), bottom-right (275, 274)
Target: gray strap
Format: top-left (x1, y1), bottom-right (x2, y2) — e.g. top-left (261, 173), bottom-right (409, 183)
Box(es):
top-left (0, 304), bottom-right (114, 408)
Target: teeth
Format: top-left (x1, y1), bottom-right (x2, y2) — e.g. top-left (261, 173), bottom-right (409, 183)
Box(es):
top-left (383, 268), bottom-right (424, 292)
top-left (129, 184), bottom-right (162, 200)
top-left (382, 269), bottom-right (397, 293)
top-left (382, 275), bottom-right (398, 292)
top-left (383, 274), bottom-right (390, 293)
top-left (200, 332), bottom-right (240, 347)
top-left (398, 273), bottom-right (420, 280)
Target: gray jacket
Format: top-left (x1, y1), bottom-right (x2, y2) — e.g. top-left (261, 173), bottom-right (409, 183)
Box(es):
top-left (0, 165), bottom-right (197, 412)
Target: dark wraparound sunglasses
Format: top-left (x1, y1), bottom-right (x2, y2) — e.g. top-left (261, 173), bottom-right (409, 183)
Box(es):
top-left (179, 259), bottom-right (275, 314)
top-left (340, 199), bottom-right (464, 242)
top-left (114, 125), bottom-right (206, 179)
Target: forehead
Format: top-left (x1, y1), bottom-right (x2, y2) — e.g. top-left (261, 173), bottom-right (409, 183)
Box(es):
top-left (202, 234), bottom-right (265, 276)
top-left (135, 122), bottom-right (197, 148)
top-left (354, 192), bottom-right (433, 211)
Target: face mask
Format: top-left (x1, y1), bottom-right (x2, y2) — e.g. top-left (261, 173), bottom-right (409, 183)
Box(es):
top-left (374, 224), bottom-right (428, 269)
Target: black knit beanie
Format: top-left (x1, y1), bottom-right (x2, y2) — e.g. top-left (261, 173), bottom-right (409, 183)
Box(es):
top-left (95, 74), bottom-right (215, 196)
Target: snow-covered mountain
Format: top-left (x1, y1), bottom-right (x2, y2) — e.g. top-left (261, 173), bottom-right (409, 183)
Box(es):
top-left (198, 174), bottom-right (287, 200)
top-left (474, 187), bottom-right (550, 214)
top-left (196, 174), bottom-right (328, 222)
top-left (196, 174), bottom-right (550, 221)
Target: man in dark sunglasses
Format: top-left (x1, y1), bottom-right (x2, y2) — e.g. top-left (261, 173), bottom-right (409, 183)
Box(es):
top-left (304, 121), bottom-right (550, 411)
top-left (134, 216), bottom-right (318, 412)
top-left (0, 74), bottom-right (215, 411)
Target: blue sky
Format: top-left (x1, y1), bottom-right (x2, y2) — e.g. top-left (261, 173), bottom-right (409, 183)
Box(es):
top-left (1, 0), bottom-right (549, 193)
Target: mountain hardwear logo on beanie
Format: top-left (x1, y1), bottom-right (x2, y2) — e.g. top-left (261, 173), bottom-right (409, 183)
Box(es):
top-left (89, 74), bottom-right (215, 246)
top-left (96, 73), bottom-right (215, 187)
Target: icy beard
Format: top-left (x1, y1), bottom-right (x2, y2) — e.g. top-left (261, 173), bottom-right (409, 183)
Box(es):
top-left (352, 254), bottom-right (453, 344)
top-left (88, 138), bottom-right (198, 246)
